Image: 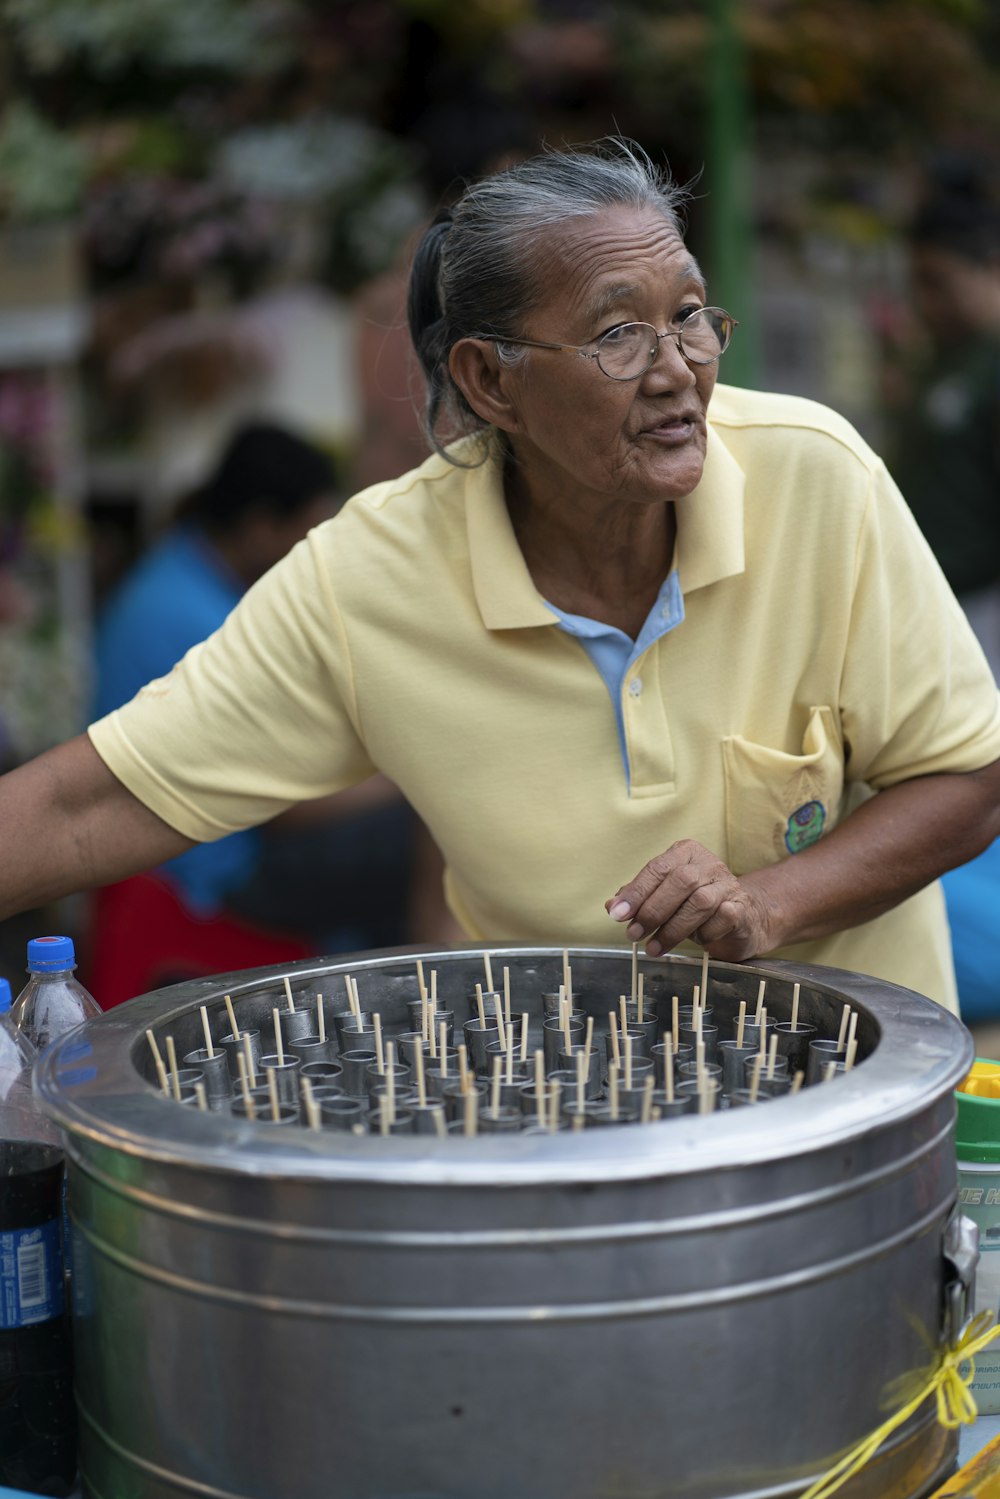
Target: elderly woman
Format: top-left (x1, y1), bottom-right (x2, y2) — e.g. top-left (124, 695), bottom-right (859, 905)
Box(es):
top-left (4, 142), bottom-right (1000, 1010)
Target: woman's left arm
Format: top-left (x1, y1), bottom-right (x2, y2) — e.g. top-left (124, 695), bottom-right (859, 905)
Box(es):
top-left (607, 757), bottom-right (1000, 960)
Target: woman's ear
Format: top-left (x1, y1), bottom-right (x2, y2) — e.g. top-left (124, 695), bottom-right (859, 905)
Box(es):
top-left (449, 339), bottom-right (522, 436)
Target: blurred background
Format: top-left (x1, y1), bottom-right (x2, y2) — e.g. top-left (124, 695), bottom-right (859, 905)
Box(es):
top-left (2, 0), bottom-right (1000, 1031)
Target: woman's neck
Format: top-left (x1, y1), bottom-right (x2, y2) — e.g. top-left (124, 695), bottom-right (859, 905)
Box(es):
top-left (505, 462), bottom-right (677, 640)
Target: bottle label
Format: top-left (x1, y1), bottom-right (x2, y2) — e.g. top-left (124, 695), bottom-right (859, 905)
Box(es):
top-left (0, 1219), bottom-right (64, 1327)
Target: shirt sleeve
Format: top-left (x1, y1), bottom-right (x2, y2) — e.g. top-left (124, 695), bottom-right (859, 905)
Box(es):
top-left (88, 526), bottom-right (377, 842)
top-left (840, 457), bottom-right (1000, 789)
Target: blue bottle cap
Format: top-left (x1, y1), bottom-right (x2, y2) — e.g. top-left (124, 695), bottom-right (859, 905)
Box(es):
top-left (27, 935), bottom-right (77, 972)
top-left (0, 978), bottom-right (10, 1014)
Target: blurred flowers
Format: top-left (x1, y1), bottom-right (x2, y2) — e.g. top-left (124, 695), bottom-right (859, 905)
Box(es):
top-left (0, 103), bottom-right (88, 224)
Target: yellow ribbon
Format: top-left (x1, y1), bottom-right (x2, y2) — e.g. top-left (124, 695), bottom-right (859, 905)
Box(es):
top-left (800, 1310), bottom-right (1000, 1499)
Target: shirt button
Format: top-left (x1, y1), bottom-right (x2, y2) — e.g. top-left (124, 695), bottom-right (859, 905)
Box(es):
top-left (628, 677), bottom-right (643, 697)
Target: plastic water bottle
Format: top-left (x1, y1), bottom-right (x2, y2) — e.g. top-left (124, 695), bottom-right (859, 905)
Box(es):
top-left (11, 935), bottom-right (101, 1052)
top-left (0, 990), bottom-right (76, 1493)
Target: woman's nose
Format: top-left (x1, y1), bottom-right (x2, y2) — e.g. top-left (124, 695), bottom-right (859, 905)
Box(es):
top-left (642, 333), bottom-right (696, 389)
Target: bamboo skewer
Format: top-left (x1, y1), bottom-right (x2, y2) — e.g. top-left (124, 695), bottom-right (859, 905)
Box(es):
top-left (386, 1043), bottom-right (397, 1121)
top-left (758, 1007), bottom-right (768, 1058)
top-left (505, 1040), bottom-right (513, 1087)
top-left (630, 942), bottom-right (639, 1008)
top-left (575, 1050), bottom-right (585, 1112)
top-left (483, 952), bottom-right (494, 994)
top-left (638, 973), bottom-right (645, 1024)
top-left (837, 1005), bottom-right (852, 1051)
top-left (165, 1036), bottom-right (182, 1102)
top-left (755, 980), bottom-right (766, 1024)
top-left (609, 1012), bottom-right (621, 1068)
top-left (224, 993), bottom-right (240, 1040)
top-left (824, 1061), bottom-right (839, 1084)
top-left (641, 1074), bottom-right (654, 1124)
top-left (373, 1013), bottom-right (384, 1073)
top-left (464, 1088), bottom-right (478, 1137)
top-left (791, 1070), bottom-right (805, 1095)
top-left (672, 996), bottom-right (679, 1049)
top-left (846, 1010), bottom-right (859, 1057)
top-left (845, 1036), bottom-right (858, 1071)
top-left (549, 1079), bottom-right (561, 1132)
top-left (272, 1008), bottom-right (284, 1067)
top-left (316, 994), bottom-right (326, 1044)
top-left (625, 1032), bottom-right (633, 1093)
top-left (378, 1095), bottom-right (390, 1137)
top-left (458, 1044), bottom-right (471, 1095)
top-left (609, 1066), bottom-right (619, 1121)
top-left (700, 950), bottom-right (709, 1012)
top-left (791, 983), bottom-right (801, 1032)
top-left (767, 1033), bottom-right (779, 1081)
top-left (236, 1054), bottom-right (256, 1119)
top-left (194, 1082), bottom-right (208, 1112)
top-left (502, 966), bottom-right (511, 1027)
top-left (665, 1041), bottom-right (674, 1103)
top-left (491, 1056), bottom-right (502, 1118)
top-left (146, 1030), bottom-right (170, 1095)
top-left (520, 1013), bottom-right (528, 1064)
top-left (301, 1076), bottom-right (321, 1131)
top-left (241, 1032), bottom-right (257, 1090)
top-left (283, 975), bottom-right (296, 1013)
top-left (535, 1050), bottom-right (546, 1127)
top-left (493, 995), bottom-right (507, 1053)
top-left (440, 1023), bottom-right (449, 1074)
top-left (199, 1006), bottom-right (215, 1059)
top-left (749, 1053), bottom-right (763, 1104)
top-left (416, 958), bottom-right (427, 1005)
top-left (413, 1036), bottom-right (427, 1108)
top-left (475, 984), bottom-right (486, 1030)
top-left (266, 1068), bottom-right (281, 1122)
top-left (345, 974), bottom-right (358, 1020)
top-left (736, 1000), bottom-right (747, 1050)
top-left (428, 1000), bottom-right (438, 1060)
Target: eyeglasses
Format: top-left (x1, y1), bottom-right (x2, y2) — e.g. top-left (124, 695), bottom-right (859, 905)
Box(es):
top-left (491, 307), bottom-right (737, 381)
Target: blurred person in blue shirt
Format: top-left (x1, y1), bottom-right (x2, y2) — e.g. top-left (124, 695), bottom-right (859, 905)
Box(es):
top-left (94, 421), bottom-right (416, 955)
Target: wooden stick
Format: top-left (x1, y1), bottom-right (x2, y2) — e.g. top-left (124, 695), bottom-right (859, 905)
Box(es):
top-left (194, 1081), bottom-right (208, 1113)
top-left (791, 1070), bottom-right (805, 1094)
top-left (458, 1044), bottom-right (471, 1094)
top-left (433, 1106), bottom-right (446, 1138)
top-left (413, 1035), bottom-right (427, 1108)
top-left (520, 1012), bottom-right (528, 1063)
top-left (165, 1036), bottom-right (182, 1102)
top-left (638, 972), bottom-right (645, 1024)
top-left (562, 1005), bottom-right (572, 1054)
top-left (483, 952), bottom-right (494, 993)
top-left (378, 1094), bottom-right (390, 1137)
top-left (387, 1042), bottom-right (396, 1121)
top-left (736, 1000), bottom-right (747, 1050)
top-left (199, 1006), bottom-right (215, 1059)
top-left (693, 984), bottom-right (700, 1013)
top-left (475, 983), bottom-right (486, 1030)
top-left (620, 996), bottom-right (628, 1035)
top-left (700, 949), bottom-right (709, 1012)
top-left (373, 1013), bottom-right (384, 1073)
top-left (272, 1008), bottom-right (284, 1067)
top-left (767, 1032), bottom-right (779, 1081)
top-left (846, 1010), bottom-right (859, 1055)
top-left (316, 993), bottom-right (326, 1044)
top-left (505, 1038), bottom-right (513, 1086)
top-left (791, 983), bottom-right (801, 1032)
top-left (535, 1050), bottom-right (546, 1126)
top-left (631, 942), bottom-right (639, 1008)
top-left (266, 1068), bottom-right (281, 1122)
top-left (345, 973), bottom-right (358, 1019)
top-left (464, 1088), bottom-right (478, 1137)
top-left (625, 1031), bottom-right (633, 1092)
top-left (696, 1036), bottom-right (706, 1085)
top-left (349, 975), bottom-right (363, 1020)
top-left (549, 1079), bottom-right (561, 1132)
top-left (242, 1032), bottom-right (257, 1090)
top-left (430, 969), bottom-right (437, 1005)
top-left (236, 1055), bottom-right (255, 1119)
top-left (502, 966), bottom-right (511, 1027)
top-left (845, 1036), bottom-right (858, 1071)
top-left (641, 1073), bottom-right (654, 1124)
top-left (420, 987), bottom-right (429, 1044)
top-left (491, 1056), bottom-right (502, 1117)
top-left (493, 994), bottom-right (507, 1053)
top-left (824, 1060), bottom-right (839, 1084)
top-left (283, 975), bottom-right (296, 1013)
top-left (698, 1077), bottom-right (712, 1116)
top-left (416, 958), bottom-right (427, 1004)
top-left (609, 1011), bottom-right (621, 1068)
top-left (146, 1030), bottom-right (170, 1095)
top-left (837, 1004), bottom-right (851, 1050)
top-left (758, 1007), bottom-right (768, 1057)
top-left (609, 1065), bottom-right (619, 1121)
top-left (440, 1023), bottom-right (449, 1074)
top-left (562, 947), bottom-right (570, 1000)
top-left (575, 1049), bottom-right (585, 1112)
top-left (301, 1076), bottom-right (321, 1130)
top-left (665, 1041), bottom-right (674, 1103)
top-left (584, 1015), bottom-right (594, 1061)
top-left (672, 995), bottom-right (679, 1048)
top-left (428, 1001), bottom-right (437, 1059)
top-left (566, 958), bottom-right (573, 1007)
top-left (224, 993), bottom-right (240, 1041)
top-left (755, 979), bottom-right (766, 1024)
top-left (750, 1052), bottom-right (763, 1104)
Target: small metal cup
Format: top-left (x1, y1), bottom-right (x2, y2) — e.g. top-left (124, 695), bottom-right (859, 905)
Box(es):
top-left (274, 1007), bottom-right (314, 1045)
top-left (560, 1099), bottom-right (606, 1130)
top-left (675, 1077), bottom-right (721, 1113)
top-left (406, 1001), bottom-right (455, 1047)
top-left (741, 1052), bottom-right (788, 1090)
top-left (339, 1048), bottom-right (378, 1098)
top-left (678, 1023), bottom-right (719, 1066)
top-left (299, 1060), bottom-right (343, 1087)
top-left (367, 1085), bottom-right (418, 1115)
top-left (171, 1067), bottom-right (205, 1096)
top-left (371, 1109), bottom-right (415, 1136)
top-left (408, 1101), bottom-right (449, 1136)
top-left (332, 1011), bottom-right (377, 1050)
top-left (441, 1081), bottom-right (488, 1122)
top-left (677, 1004), bottom-right (715, 1032)
top-left (679, 1060), bottom-right (724, 1086)
top-left (518, 1082), bottom-right (559, 1119)
top-left (773, 1022), bottom-right (817, 1080)
top-left (286, 1033), bottom-right (337, 1066)
top-left (588, 1103), bottom-right (640, 1127)
top-left (423, 1053), bottom-right (462, 1099)
top-left (218, 1028), bottom-right (262, 1083)
top-left (182, 1049), bottom-right (230, 1109)
top-left (544, 1015), bottom-right (583, 1074)
top-left (604, 1025), bottom-right (650, 1067)
top-left (477, 1106), bottom-right (524, 1134)
top-left (306, 1084), bottom-right (345, 1104)
top-left (718, 1040), bottom-right (759, 1097)
top-left (395, 1032), bottom-right (430, 1070)
top-left (620, 1017), bottom-right (658, 1055)
top-left (319, 1097), bottom-right (367, 1131)
top-left (759, 1073), bottom-right (793, 1098)
top-left (728, 1087), bottom-right (761, 1109)
top-left (558, 1047), bottom-right (602, 1100)
top-left (651, 1093), bottom-right (694, 1119)
top-left (365, 1061), bottom-right (410, 1099)
top-left (607, 1057), bottom-right (655, 1094)
top-left (464, 1018), bottom-right (501, 1075)
top-left (651, 1041), bottom-right (693, 1084)
top-left (806, 1040), bottom-right (846, 1086)
top-left (258, 1056), bottom-right (301, 1109)
top-left (542, 993), bottom-right (584, 1021)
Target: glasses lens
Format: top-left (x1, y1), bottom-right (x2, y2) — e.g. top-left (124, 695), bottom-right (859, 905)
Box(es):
top-left (679, 309), bottom-right (732, 364)
top-left (596, 324), bottom-right (657, 379)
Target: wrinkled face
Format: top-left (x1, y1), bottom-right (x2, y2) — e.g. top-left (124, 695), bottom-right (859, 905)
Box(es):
top-left (498, 205), bottom-right (719, 509)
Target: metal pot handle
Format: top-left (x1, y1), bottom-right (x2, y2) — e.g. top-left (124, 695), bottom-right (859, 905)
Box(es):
top-left (943, 1210), bottom-right (980, 1345)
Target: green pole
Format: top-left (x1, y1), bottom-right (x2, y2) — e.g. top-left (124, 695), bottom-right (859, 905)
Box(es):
top-left (707, 0), bottom-right (756, 387)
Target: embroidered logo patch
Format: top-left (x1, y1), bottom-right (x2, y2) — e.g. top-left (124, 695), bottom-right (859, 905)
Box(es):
top-left (785, 799), bottom-right (826, 854)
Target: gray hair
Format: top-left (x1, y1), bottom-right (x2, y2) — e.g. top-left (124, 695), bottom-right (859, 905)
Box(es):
top-left (407, 139), bottom-right (689, 462)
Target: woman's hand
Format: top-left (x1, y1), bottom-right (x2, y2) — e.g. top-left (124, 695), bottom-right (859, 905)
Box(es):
top-left (606, 839), bottom-right (777, 960)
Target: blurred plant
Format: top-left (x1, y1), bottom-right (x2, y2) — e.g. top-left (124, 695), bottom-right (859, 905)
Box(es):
top-left (216, 115), bottom-right (426, 290)
top-left (1, 0), bottom-right (292, 76)
top-left (0, 102), bottom-right (88, 223)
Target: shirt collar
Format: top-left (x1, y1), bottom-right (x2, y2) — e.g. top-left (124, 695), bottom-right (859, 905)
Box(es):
top-left (465, 415), bottom-right (746, 631)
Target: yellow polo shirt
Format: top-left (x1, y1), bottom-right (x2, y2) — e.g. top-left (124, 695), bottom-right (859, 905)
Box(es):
top-left (89, 385), bottom-right (1000, 1009)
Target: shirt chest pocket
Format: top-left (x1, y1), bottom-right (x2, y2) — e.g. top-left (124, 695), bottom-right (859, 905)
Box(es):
top-left (722, 706), bottom-right (844, 875)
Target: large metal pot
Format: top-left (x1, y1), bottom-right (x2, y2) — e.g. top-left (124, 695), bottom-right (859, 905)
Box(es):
top-left (37, 947), bottom-right (975, 1499)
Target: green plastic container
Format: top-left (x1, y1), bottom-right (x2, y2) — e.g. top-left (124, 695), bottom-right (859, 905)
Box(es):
top-left (956, 1063), bottom-right (1000, 1414)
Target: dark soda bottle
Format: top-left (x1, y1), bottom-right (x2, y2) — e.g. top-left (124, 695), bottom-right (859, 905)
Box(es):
top-left (0, 989), bottom-right (76, 1494)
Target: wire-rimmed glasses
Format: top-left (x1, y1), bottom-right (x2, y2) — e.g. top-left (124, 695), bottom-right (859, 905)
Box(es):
top-left (490, 307), bottom-right (737, 380)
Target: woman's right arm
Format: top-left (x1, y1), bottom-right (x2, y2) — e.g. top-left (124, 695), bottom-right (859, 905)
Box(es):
top-left (0, 734), bottom-right (194, 920)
